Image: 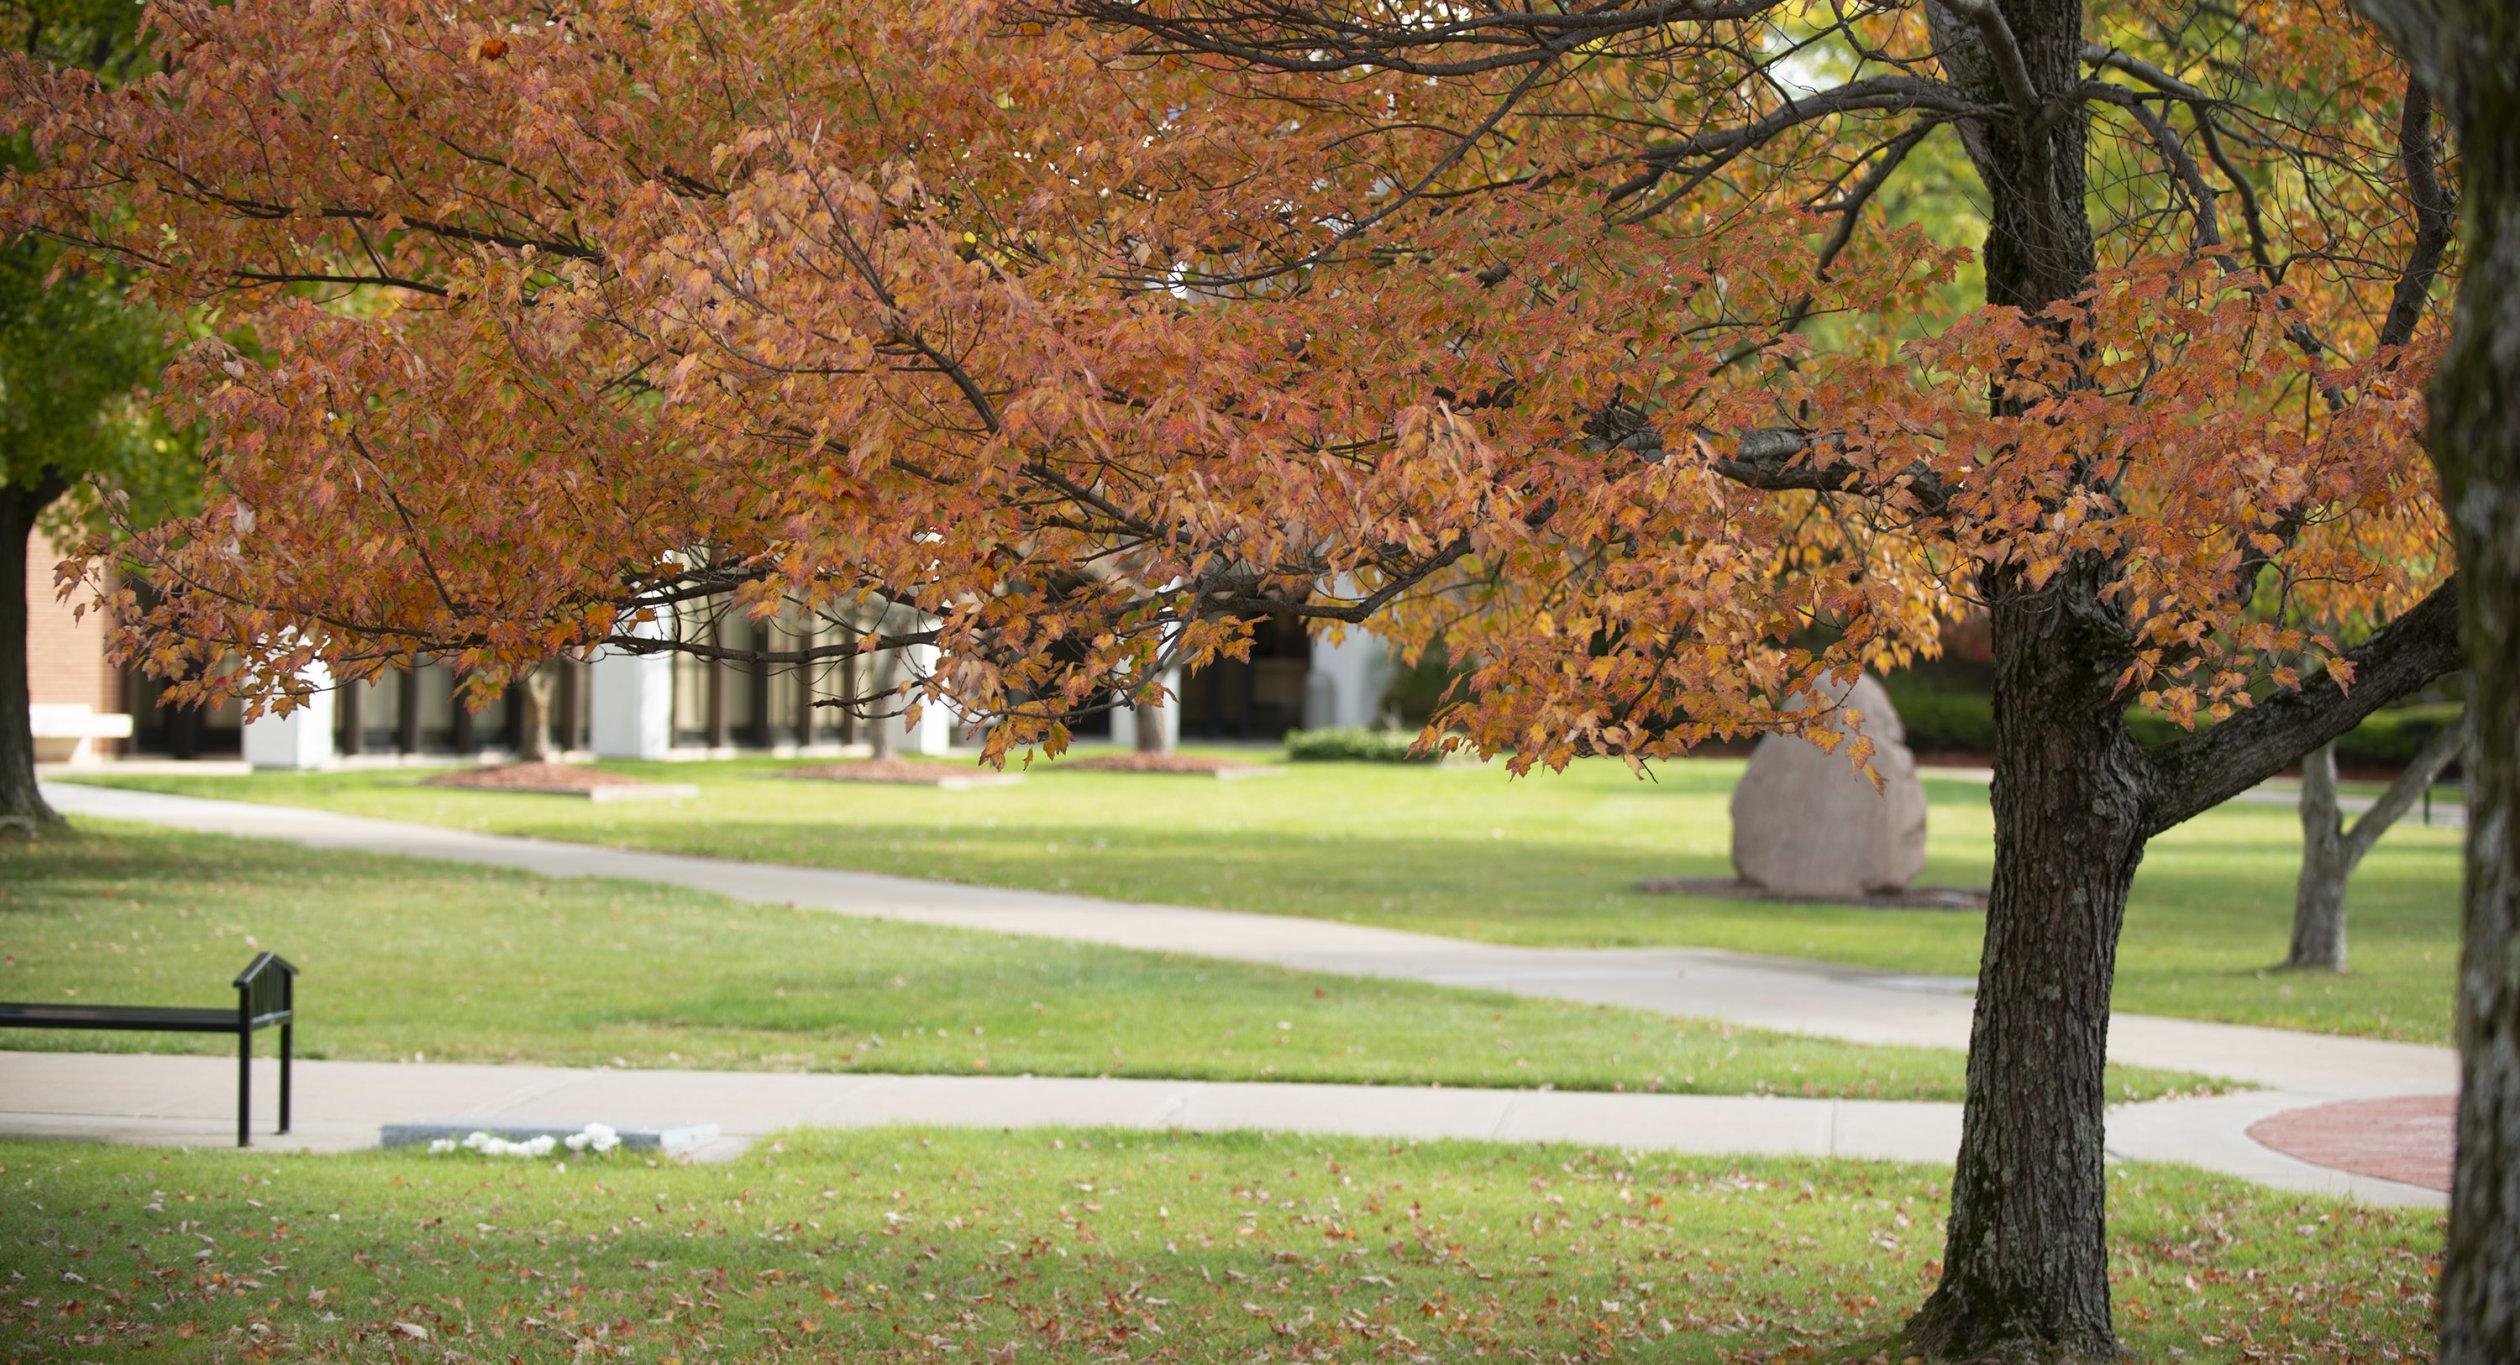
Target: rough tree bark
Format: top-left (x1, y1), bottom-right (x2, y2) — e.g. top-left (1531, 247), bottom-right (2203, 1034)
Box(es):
top-left (2435, 163), bottom-right (2520, 1356)
top-left (2342, 3), bottom-right (2520, 1353)
top-left (0, 475), bottom-right (69, 832)
top-left (1902, 0), bottom-right (2131, 1354)
top-left (2412, 9), bottom-right (2519, 1355)
top-left (2288, 719), bottom-right (2466, 972)
top-left (1909, 565), bottom-right (2145, 1357)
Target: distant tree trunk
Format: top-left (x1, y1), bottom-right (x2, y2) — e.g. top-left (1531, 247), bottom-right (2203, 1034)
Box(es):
top-left (514, 666), bottom-right (555, 763)
top-left (0, 476), bottom-right (68, 832)
top-left (2290, 749), bottom-right (2353, 969)
top-left (867, 647), bottom-right (900, 761)
top-left (2288, 721), bottom-right (2466, 971)
top-left (1132, 695), bottom-right (1170, 754)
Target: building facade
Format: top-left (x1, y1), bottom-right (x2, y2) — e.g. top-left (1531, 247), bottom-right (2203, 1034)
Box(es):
top-left (24, 541), bottom-right (1395, 768)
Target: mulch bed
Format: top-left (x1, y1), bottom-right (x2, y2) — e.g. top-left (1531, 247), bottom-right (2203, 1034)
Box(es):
top-left (1635, 876), bottom-right (1988, 912)
top-left (2247, 1093), bottom-right (2455, 1192)
top-left (419, 762), bottom-right (697, 802)
top-left (1056, 752), bottom-right (1273, 778)
top-left (787, 759), bottom-right (1023, 788)
top-left (421, 762), bottom-right (650, 792)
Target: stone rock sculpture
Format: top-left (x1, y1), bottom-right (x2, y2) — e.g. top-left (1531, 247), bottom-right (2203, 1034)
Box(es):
top-left (1729, 674), bottom-right (1928, 899)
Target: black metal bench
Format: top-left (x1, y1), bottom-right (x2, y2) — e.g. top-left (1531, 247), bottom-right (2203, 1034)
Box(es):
top-left (0, 953), bottom-right (296, 1147)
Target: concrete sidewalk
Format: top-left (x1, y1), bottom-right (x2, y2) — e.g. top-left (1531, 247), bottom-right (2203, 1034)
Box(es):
top-left (0, 1050), bottom-right (2444, 1207)
top-left (43, 782), bottom-right (2455, 1099)
top-left (25, 781), bottom-right (2459, 1210)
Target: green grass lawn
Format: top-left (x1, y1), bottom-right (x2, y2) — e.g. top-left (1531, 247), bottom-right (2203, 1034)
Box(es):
top-left (66, 749), bottom-right (2465, 1042)
top-left (0, 1129), bottom-right (2437, 1361)
top-left (0, 822), bottom-right (2202, 1102)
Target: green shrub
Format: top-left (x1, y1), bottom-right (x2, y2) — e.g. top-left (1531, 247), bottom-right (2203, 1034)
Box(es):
top-left (1880, 676), bottom-right (2462, 770)
top-left (1283, 727), bottom-right (1438, 764)
top-left (2334, 701), bottom-right (2465, 769)
top-left (1880, 683), bottom-right (1999, 754)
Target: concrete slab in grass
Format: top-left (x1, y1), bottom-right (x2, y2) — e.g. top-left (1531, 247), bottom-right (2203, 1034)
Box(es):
top-left (483, 782), bottom-right (700, 802)
top-left (381, 1120), bottom-right (720, 1155)
top-left (793, 773), bottom-right (1024, 790)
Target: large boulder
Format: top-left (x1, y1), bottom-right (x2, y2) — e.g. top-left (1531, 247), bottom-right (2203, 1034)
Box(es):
top-left (1729, 674), bottom-right (1927, 899)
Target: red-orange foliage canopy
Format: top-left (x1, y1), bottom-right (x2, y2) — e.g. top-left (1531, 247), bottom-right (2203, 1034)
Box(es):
top-left (2, 0), bottom-right (2448, 766)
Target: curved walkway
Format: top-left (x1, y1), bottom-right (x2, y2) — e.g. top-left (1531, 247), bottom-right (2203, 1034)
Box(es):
top-left (29, 782), bottom-right (2458, 1208)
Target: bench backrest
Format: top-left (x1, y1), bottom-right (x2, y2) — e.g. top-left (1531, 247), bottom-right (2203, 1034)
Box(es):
top-left (234, 952), bottom-right (296, 1028)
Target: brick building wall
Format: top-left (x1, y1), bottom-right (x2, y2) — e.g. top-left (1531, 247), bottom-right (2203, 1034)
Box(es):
top-left (24, 520), bottom-right (119, 714)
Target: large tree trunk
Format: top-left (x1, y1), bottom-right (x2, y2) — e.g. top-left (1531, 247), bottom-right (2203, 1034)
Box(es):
top-left (0, 480), bottom-right (68, 832)
top-left (1907, 573), bottom-right (2141, 1359)
top-left (2419, 9), bottom-right (2520, 1351)
top-left (1904, 0), bottom-right (2124, 1354)
top-left (2437, 340), bottom-right (2520, 1355)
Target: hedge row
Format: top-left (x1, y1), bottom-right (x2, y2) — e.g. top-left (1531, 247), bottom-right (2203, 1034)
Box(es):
top-left (1882, 680), bottom-right (2464, 770)
top-left (1282, 727), bottom-right (1440, 764)
top-left (1290, 693), bottom-right (2460, 771)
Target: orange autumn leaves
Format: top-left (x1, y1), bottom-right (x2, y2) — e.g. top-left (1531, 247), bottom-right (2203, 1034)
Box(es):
top-left (0, 0), bottom-right (2450, 761)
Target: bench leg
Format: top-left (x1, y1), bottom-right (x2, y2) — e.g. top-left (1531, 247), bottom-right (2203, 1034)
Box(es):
top-left (238, 1029), bottom-right (251, 1149)
top-left (279, 1024), bottom-right (292, 1134)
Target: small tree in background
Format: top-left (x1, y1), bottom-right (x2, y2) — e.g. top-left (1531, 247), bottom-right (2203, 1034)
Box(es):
top-left (2287, 711), bottom-right (2465, 971)
top-left (2272, 579), bottom-right (2467, 972)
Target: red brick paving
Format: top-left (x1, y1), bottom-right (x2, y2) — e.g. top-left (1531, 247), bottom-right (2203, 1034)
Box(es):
top-left (2246, 1094), bottom-right (2455, 1192)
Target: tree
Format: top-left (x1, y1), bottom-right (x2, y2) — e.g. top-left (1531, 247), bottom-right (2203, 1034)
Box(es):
top-left (2344, 2), bottom-right (2520, 1356)
top-left (1131, 695), bottom-right (1172, 754)
top-left (512, 664), bottom-right (555, 762)
top-left (0, 240), bottom-right (159, 828)
top-left (864, 649), bottom-right (905, 762)
top-left (0, 1), bottom-right (185, 829)
top-left (0, 1), bottom-right (2466, 1354)
top-left (2287, 715), bottom-right (2463, 971)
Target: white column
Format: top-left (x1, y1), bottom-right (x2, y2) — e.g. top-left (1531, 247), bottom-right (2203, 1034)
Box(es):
top-left (242, 665), bottom-right (336, 770)
top-left (590, 614), bottom-right (675, 760)
top-left (1304, 629), bottom-right (1391, 730)
top-left (898, 641), bottom-right (953, 755)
